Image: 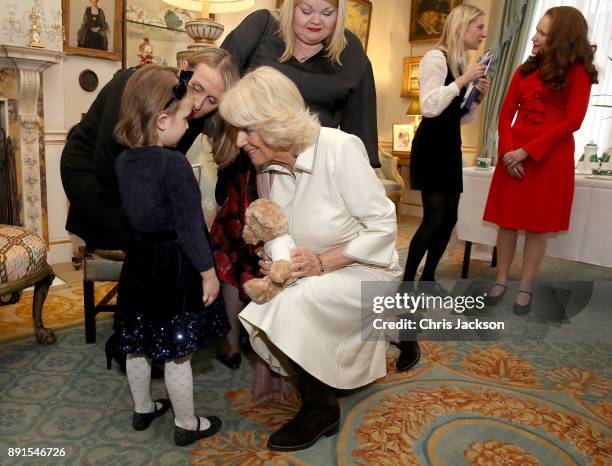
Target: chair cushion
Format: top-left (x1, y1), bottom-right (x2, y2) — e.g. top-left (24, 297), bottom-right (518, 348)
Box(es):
top-left (379, 178), bottom-right (403, 193)
top-left (0, 224), bottom-right (47, 284)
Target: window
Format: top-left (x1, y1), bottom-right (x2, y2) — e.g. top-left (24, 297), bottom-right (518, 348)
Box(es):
top-left (523, 0), bottom-right (612, 161)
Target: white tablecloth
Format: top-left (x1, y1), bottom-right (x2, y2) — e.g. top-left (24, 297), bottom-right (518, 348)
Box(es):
top-left (457, 167), bottom-right (612, 268)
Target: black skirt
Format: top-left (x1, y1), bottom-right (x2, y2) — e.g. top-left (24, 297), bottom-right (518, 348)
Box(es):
top-left (114, 231), bottom-right (229, 360)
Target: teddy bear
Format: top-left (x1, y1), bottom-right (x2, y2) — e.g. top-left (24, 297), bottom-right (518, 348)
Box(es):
top-left (242, 199), bottom-right (296, 304)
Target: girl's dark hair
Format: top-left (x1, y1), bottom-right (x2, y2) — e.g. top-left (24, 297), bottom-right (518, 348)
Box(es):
top-left (521, 6), bottom-right (598, 90)
top-left (114, 65), bottom-right (180, 148)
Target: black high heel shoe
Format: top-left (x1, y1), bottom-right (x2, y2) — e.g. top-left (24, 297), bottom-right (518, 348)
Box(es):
top-left (216, 352), bottom-right (241, 369)
top-left (394, 340), bottom-right (421, 372)
top-left (513, 290), bottom-right (533, 315)
top-left (484, 283), bottom-right (507, 306)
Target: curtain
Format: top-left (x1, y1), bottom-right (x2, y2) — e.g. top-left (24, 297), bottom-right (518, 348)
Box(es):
top-left (525, 0), bottom-right (612, 161)
top-left (480, 0), bottom-right (538, 164)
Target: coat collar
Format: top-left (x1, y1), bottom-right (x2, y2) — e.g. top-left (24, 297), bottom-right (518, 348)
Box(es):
top-left (262, 131), bottom-right (319, 175)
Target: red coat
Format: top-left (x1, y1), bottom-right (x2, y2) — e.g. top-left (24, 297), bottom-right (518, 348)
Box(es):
top-left (483, 65), bottom-right (592, 232)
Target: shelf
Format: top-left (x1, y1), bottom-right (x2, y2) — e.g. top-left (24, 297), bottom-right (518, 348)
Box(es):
top-left (126, 20), bottom-right (189, 41)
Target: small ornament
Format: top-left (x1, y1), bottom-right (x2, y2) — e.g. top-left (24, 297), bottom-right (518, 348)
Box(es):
top-left (28, 8), bottom-right (45, 48)
top-left (138, 37), bottom-right (154, 65)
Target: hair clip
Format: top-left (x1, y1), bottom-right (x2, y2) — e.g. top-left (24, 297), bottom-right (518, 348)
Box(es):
top-left (164, 70), bottom-right (194, 110)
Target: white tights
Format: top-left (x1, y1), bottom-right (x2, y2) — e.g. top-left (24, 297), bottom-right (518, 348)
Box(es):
top-left (126, 354), bottom-right (211, 431)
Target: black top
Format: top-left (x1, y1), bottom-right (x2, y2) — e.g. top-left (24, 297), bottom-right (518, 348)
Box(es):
top-left (410, 60), bottom-right (467, 194)
top-left (60, 67), bottom-right (206, 250)
top-left (115, 146), bottom-right (213, 272)
top-left (221, 9), bottom-right (379, 168)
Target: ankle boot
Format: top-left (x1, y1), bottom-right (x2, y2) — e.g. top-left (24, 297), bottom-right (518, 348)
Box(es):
top-left (267, 362), bottom-right (340, 452)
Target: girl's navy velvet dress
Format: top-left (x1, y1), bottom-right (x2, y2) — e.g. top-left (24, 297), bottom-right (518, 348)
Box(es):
top-left (114, 146), bottom-right (229, 360)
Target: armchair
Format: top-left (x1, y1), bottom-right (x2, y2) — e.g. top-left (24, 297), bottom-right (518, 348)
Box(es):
top-left (375, 148), bottom-right (405, 221)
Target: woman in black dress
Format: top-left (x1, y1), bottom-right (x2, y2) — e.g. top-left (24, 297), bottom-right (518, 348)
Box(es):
top-left (77, 0), bottom-right (109, 50)
top-left (213, 0), bottom-right (381, 392)
top-left (404, 4), bottom-right (490, 292)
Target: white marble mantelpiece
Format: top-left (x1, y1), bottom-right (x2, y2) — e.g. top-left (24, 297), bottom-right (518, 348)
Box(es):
top-left (0, 45), bottom-right (64, 238)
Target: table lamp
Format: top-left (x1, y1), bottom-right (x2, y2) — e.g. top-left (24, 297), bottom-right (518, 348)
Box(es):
top-left (163, 0), bottom-right (255, 61)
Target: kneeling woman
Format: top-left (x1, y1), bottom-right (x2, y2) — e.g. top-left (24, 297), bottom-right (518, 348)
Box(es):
top-left (219, 66), bottom-right (401, 451)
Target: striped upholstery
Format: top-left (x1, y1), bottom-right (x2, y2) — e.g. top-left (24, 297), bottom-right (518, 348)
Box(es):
top-left (0, 225), bottom-right (47, 284)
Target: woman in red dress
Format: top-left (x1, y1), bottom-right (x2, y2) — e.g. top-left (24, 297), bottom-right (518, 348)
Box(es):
top-left (483, 6), bottom-right (598, 313)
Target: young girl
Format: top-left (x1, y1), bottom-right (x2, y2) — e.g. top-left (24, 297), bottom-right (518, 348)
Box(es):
top-left (113, 64), bottom-right (229, 447)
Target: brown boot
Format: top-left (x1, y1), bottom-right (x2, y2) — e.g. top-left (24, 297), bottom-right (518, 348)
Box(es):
top-left (267, 361), bottom-right (340, 451)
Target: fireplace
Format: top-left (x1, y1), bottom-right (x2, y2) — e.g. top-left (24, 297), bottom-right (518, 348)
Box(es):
top-left (0, 45), bottom-right (64, 240)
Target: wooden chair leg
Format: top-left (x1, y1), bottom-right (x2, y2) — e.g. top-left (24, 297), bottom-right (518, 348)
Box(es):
top-left (32, 267), bottom-right (56, 344)
top-left (84, 279), bottom-right (96, 343)
top-left (461, 241), bottom-right (472, 279)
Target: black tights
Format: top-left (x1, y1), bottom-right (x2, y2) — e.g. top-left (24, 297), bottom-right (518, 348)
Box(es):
top-left (403, 191), bottom-right (460, 282)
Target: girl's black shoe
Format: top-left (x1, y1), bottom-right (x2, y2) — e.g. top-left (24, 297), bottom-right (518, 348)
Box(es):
top-left (175, 416), bottom-right (222, 446)
top-left (133, 398), bottom-right (171, 431)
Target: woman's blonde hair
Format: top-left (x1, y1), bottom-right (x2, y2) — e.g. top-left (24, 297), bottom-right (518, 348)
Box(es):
top-left (277, 0), bottom-right (347, 65)
top-left (219, 66), bottom-right (320, 155)
top-left (114, 65), bottom-right (180, 148)
top-left (187, 48), bottom-right (240, 168)
top-left (437, 4), bottom-right (485, 79)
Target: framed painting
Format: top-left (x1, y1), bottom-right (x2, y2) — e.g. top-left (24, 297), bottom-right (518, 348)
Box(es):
top-left (409, 0), bottom-right (461, 43)
top-left (392, 123), bottom-right (414, 153)
top-left (401, 56), bottom-right (422, 98)
top-left (276, 0), bottom-right (373, 51)
top-left (346, 0), bottom-right (372, 51)
top-left (62, 0), bottom-right (123, 60)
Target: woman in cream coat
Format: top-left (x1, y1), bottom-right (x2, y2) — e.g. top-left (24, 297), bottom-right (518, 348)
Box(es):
top-left (219, 66), bottom-right (400, 452)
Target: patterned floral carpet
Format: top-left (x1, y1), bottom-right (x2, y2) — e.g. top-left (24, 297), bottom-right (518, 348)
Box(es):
top-left (1, 247), bottom-right (611, 465)
top-left (0, 320), bottom-right (610, 465)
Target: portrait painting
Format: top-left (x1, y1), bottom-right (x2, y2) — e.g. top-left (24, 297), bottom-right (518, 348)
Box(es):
top-left (410, 0), bottom-right (461, 42)
top-left (62, 0), bottom-right (123, 60)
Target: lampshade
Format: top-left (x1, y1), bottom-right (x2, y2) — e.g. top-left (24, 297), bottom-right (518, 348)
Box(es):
top-left (405, 98), bottom-right (421, 116)
top-left (163, 0), bottom-right (255, 17)
top-left (162, 0), bottom-right (254, 62)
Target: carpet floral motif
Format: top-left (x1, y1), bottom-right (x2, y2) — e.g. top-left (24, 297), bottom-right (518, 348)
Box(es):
top-left (459, 346), bottom-right (542, 387)
top-left (352, 386), bottom-right (612, 466)
top-left (190, 430), bottom-right (308, 465)
top-left (545, 367), bottom-right (611, 396)
top-left (226, 387), bottom-right (301, 431)
top-left (464, 440), bottom-right (540, 465)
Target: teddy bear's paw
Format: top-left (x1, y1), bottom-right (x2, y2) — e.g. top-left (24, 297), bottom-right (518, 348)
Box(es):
top-left (269, 260), bottom-right (291, 284)
top-left (244, 277), bottom-right (283, 304)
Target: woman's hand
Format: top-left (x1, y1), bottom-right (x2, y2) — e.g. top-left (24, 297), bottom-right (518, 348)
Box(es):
top-left (256, 248), bottom-right (272, 276)
top-left (290, 246), bottom-right (321, 279)
top-left (475, 77), bottom-right (491, 101)
top-left (503, 148), bottom-right (528, 169)
top-left (201, 268), bottom-right (220, 307)
top-left (506, 161), bottom-right (525, 179)
top-left (457, 60), bottom-right (487, 88)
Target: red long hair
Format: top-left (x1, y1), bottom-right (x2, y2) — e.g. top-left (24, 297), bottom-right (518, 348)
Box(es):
top-left (521, 6), bottom-right (598, 90)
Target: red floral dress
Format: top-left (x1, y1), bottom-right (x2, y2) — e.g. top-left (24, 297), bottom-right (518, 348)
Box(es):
top-left (483, 65), bottom-right (592, 232)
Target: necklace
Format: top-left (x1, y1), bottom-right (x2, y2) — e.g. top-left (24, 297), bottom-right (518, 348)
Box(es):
top-left (295, 44), bottom-right (323, 63)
